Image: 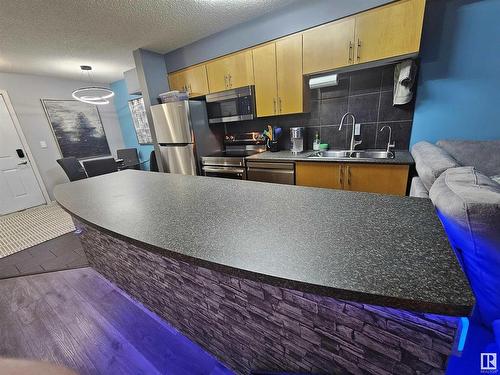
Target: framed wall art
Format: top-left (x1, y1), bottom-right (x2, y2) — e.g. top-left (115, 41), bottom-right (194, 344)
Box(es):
top-left (42, 99), bottom-right (110, 159)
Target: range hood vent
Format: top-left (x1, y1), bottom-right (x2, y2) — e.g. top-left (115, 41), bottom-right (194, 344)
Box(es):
top-left (309, 73), bottom-right (338, 89)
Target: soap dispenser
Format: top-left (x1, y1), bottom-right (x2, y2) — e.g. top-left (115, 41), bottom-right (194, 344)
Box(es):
top-left (313, 131), bottom-right (321, 151)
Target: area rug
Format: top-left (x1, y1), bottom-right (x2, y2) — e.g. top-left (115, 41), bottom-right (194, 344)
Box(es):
top-left (0, 202), bottom-right (75, 259)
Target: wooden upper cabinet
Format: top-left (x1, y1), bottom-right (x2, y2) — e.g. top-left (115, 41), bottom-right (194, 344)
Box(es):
top-left (303, 17), bottom-right (356, 74)
top-left (342, 163), bottom-right (409, 196)
top-left (276, 34), bottom-right (305, 115)
top-left (296, 162), bottom-right (342, 189)
top-left (168, 71), bottom-right (185, 92)
top-left (206, 50), bottom-right (254, 93)
top-left (168, 65), bottom-right (209, 98)
top-left (354, 0), bottom-right (426, 64)
top-left (253, 34), bottom-right (306, 117)
top-left (184, 65), bottom-right (209, 97)
top-left (253, 43), bottom-right (278, 117)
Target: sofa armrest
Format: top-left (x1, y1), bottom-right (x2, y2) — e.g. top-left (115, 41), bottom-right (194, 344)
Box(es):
top-left (430, 167), bottom-right (500, 328)
top-left (409, 177), bottom-right (429, 198)
top-left (411, 141), bottom-right (460, 190)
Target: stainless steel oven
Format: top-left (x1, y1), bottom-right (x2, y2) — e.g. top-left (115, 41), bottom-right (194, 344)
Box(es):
top-left (205, 86), bottom-right (256, 124)
top-left (201, 132), bottom-right (265, 180)
top-left (202, 164), bottom-right (247, 180)
top-left (202, 155), bottom-right (247, 179)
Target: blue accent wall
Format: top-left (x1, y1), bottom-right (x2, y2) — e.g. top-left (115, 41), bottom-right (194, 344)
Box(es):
top-left (164, 0), bottom-right (390, 72)
top-left (410, 0), bottom-right (500, 146)
top-left (110, 79), bottom-right (154, 170)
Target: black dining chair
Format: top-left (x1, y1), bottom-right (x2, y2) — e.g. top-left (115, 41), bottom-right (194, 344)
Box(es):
top-left (117, 148), bottom-right (140, 170)
top-left (82, 157), bottom-right (118, 177)
top-left (56, 157), bottom-right (88, 181)
top-left (149, 150), bottom-right (159, 172)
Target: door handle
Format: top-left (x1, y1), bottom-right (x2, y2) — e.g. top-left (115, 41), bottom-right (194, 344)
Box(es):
top-left (339, 166), bottom-right (343, 187)
top-left (273, 98), bottom-right (277, 114)
top-left (348, 41), bottom-right (353, 63)
top-left (18, 161), bottom-right (28, 165)
top-left (357, 39), bottom-right (361, 61)
top-left (224, 75), bottom-right (228, 89)
top-left (228, 74), bottom-right (232, 88)
top-left (279, 97), bottom-right (282, 113)
top-left (347, 165), bottom-right (351, 186)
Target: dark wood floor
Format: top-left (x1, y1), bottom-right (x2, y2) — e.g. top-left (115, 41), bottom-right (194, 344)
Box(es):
top-left (0, 233), bottom-right (88, 279)
top-left (0, 267), bottom-right (232, 375)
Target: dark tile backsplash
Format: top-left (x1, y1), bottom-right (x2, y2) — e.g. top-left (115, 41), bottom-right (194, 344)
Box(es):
top-left (225, 63), bottom-right (416, 150)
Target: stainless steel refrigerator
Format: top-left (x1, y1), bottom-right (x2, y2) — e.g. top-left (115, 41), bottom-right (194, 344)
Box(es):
top-left (150, 100), bottom-right (223, 175)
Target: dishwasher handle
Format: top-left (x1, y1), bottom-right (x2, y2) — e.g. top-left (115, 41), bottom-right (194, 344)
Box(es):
top-left (246, 162), bottom-right (294, 170)
top-left (247, 167), bottom-right (294, 175)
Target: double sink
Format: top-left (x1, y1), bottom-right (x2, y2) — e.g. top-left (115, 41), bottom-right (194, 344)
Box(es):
top-left (308, 150), bottom-right (394, 159)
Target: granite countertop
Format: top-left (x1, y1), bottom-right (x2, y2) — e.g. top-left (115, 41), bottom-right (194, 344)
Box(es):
top-left (54, 170), bottom-right (473, 316)
top-left (246, 150), bottom-right (415, 164)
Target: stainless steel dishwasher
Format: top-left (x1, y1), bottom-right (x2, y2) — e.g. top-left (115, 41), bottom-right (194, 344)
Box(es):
top-left (246, 161), bottom-right (295, 185)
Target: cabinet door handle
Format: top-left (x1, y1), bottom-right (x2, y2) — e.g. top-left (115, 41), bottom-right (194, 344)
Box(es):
top-left (188, 83), bottom-right (192, 94)
top-left (273, 98), bottom-right (277, 114)
top-left (348, 41), bottom-right (353, 63)
top-left (224, 75), bottom-right (228, 89)
top-left (357, 39), bottom-right (361, 61)
top-left (347, 166), bottom-right (351, 186)
top-left (339, 166), bottom-right (343, 187)
top-left (228, 74), bottom-right (232, 88)
top-left (279, 97), bottom-right (282, 113)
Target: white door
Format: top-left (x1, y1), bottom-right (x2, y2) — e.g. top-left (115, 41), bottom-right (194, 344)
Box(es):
top-left (0, 93), bottom-right (46, 215)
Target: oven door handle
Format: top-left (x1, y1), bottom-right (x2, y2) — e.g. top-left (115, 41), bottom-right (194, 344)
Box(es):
top-left (202, 166), bottom-right (245, 174)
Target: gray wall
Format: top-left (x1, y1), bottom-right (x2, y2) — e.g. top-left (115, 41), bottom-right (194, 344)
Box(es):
top-left (0, 72), bottom-right (124, 199)
top-left (133, 48), bottom-right (171, 172)
top-left (164, 0), bottom-right (391, 72)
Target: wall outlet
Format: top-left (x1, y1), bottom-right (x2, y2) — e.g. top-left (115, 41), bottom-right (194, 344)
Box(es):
top-left (354, 123), bottom-right (361, 136)
top-left (40, 140), bottom-right (47, 149)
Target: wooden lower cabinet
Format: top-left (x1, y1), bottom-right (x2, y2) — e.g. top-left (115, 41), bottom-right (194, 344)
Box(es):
top-left (296, 162), bottom-right (342, 189)
top-left (342, 163), bottom-right (409, 196)
top-left (295, 162), bottom-right (409, 196)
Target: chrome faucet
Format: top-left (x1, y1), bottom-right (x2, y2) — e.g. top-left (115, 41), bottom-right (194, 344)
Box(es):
top-left (339, 112), bottom-right (362, 152)
top-left (379, 125), bottom-right (395, 153)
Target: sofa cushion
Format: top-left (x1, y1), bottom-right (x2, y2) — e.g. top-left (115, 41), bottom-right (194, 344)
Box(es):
top-left (491, 175), bottom-right (500, 185)
top-left (437, 140), bottom-right (500, 177)
top-left (430, 167), bottom-right (500, 327)
top-left (411, 141), bottom-right (460, 190)
top-left (409, 177), bottom-right (429, 198)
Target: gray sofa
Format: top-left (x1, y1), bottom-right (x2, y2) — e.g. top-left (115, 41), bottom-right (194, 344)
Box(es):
top-left (410, 140), bottom-right (500, 198)
top-left (410, 140), bottom-right (500, 333)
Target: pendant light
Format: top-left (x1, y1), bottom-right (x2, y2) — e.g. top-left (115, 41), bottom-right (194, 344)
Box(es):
top-left (72, 65), bottom-right (114, 105)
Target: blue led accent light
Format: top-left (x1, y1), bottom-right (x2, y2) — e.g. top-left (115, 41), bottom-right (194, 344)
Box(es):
top-left (457, 317), bottom-right (469, 352)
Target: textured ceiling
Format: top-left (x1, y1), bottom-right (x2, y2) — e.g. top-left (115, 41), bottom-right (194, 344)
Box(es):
top-left (0, 0), bottom-right (297, 83)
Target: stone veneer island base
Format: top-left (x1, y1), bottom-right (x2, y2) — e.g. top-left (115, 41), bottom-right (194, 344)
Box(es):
top-left (76, 219), bottom-right (459, 375)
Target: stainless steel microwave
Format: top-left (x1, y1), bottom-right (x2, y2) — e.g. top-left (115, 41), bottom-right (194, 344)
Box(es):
top-left (205, 86), bottom-right (256, 124)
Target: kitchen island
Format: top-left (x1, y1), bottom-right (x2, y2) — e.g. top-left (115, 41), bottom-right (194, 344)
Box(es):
top-left (54, 170), bottom-right (473, 375)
